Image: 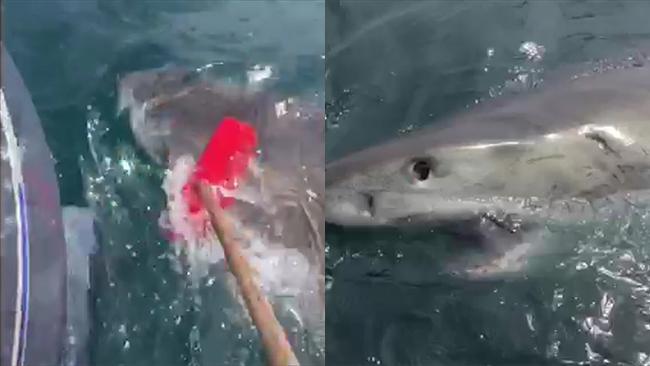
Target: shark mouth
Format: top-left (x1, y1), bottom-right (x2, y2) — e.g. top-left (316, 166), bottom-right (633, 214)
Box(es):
top-left (327, 189), bottom-right (650, 280)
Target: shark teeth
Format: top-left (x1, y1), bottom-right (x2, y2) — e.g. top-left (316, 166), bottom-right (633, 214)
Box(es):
top-left (481, 210), bottom-right (524, 234)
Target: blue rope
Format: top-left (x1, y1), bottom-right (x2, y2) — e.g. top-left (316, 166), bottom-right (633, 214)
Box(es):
top-left (17, 184), bottom-right (29, 366)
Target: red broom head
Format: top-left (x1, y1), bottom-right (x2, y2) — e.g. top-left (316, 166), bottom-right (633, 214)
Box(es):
top-left (182, 116), bottom-right (258, 213)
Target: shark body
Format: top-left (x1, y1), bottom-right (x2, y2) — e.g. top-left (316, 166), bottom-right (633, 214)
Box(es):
top-left (118, 67), bottom-right (325, 361)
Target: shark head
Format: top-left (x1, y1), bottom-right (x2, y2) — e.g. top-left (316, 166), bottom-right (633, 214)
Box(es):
top-left (326, 62), bottom-right (650, 280)
top-left (326, 64), bottom-right (650, 228)
top-left (118, 67), bottom-right (268, 165)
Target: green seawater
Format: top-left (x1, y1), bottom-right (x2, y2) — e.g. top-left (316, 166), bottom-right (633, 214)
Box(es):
top-left (4, 1), bottom-right (323, 365)
top-left (5, 0), bottom-right (650, 365)
top-left (326, 1), bottom-right (650, 365)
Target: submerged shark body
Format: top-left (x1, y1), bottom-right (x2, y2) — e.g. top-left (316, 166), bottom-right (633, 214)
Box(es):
top-left (118, 67), bottom-right (325, 361)
top-left (326, 58), bottom-right (650, 277)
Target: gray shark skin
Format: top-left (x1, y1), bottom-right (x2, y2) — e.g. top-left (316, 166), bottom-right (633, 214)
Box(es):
top-left (326, 62), bottom-right (650, 226)
top-left (117, 67), bottom-right (325, 362)
top-left (326, 58), bottom-right (650, 278)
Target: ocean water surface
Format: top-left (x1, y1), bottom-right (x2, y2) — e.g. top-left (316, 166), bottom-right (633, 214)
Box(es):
top-left (4, 1), bottom-right (323, 365)
top-left (326, 1), bottom-right (650, 365)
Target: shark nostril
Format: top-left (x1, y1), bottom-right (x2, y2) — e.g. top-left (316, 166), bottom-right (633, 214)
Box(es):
top-left (364, 193), bottom-right (375, 215)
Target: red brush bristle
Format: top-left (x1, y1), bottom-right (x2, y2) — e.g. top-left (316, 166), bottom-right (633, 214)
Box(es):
top-left (182, 116), bottom-right (258, 213)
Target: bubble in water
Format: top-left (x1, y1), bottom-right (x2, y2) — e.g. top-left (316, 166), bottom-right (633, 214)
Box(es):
top-left (119, 158), bottom-right (134, 175)
top-left (519, 41), bottom-right (546, 62)
top-left (576, 262), bottom-right (588, 271)
top-left (525, 313), bottom-right (535, 331)
top-left (552, 288), bottom-right (564, 310)
top-left (247, 64), bottom-right (273, 85)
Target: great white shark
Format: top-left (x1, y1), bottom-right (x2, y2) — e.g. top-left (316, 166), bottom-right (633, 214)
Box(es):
top-left (326, 55), bottom-right (650, 277)
top-left (116, 67), bottom-right (325, 363)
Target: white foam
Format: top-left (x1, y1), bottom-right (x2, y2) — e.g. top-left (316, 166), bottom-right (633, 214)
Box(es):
top-left (160, 155), bottom-right (314, 302)
top-left (246, 64), bottom-right (273, 85)
top-left (160, 155), bottom-right (224, 282)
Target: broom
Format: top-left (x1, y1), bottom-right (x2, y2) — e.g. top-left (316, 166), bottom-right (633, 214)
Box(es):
top-left (182, 117), bottom-right (299, 366)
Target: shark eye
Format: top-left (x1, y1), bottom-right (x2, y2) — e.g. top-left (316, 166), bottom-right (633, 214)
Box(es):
top-left (410, 158), bottom-right (433, 181)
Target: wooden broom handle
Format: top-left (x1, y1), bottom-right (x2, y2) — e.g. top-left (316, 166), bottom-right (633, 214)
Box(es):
top-left (198, 183), bottom-right (300, 366)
